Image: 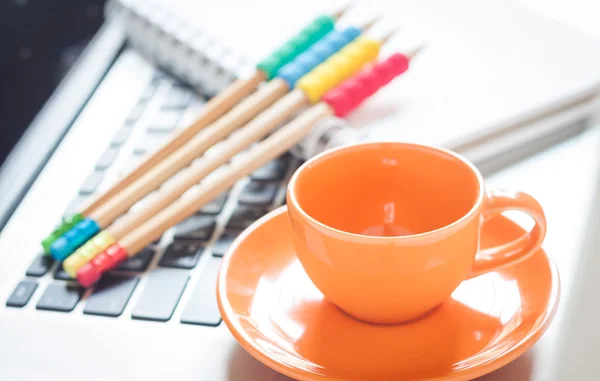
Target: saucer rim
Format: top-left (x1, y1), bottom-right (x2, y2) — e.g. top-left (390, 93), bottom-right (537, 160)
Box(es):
top-left (217, 205), bottom-right (561, 381)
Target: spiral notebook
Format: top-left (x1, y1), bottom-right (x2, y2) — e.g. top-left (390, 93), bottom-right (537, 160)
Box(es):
top-left (105, 0), bottom-right (600, 172)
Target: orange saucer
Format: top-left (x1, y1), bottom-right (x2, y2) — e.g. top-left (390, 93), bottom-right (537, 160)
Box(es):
top-left (217, 206), bottom-right (560, 381)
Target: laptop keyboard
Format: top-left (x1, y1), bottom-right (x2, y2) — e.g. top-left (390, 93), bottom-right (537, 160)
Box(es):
top-left (4, 71), bottom-right (298, 327)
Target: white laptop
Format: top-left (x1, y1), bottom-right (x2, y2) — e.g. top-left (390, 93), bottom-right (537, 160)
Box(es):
top-left (0, 0), bottom-right (599, 380)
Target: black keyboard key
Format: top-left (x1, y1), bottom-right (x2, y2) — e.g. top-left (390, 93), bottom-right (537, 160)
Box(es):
top-left (162, 85), bottom-right (193, 109)
top-left (116, 247), bottom-right (155, 272)
top-left (251, 156), bottom-right (290, 181)
top-left (212, 232), bottom-right (239, 257)
top-left (181, 257), bottom-right (222, 326)
top-left (147, 110), bottom-right (182, 133)
top-left (36, 283), bottom-right (83, 312)
top-left (54, 264), bottom-right (75, 281)
top-left (198, 192), bottom-right (228, 215)
top-left (226, 205), bottom-right (268, 230)
top-left (84, 275), bottom-right (139, 317)
top-left (238, 181), bottom-right (278, 206)
top-left (111, 126), bottom-right (133, 147)
top-left (159, 242), bottom-right (203, 269)
top-left (79, 171), bottom-right (104, 195)
top-left (95, 147), bottom-right (120, 170)
top-left (131, 269), bottom-right (189, 322)
top-left (173, 215), bottom-right (216, 241)
top-left (6, 280), bottom-right (38, 307)
top-left (26, 254), bottom-right (55, 277)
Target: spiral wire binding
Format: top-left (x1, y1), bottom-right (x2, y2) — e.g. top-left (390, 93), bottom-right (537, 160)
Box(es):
top-left (105, 0), bottom-right (251, 96)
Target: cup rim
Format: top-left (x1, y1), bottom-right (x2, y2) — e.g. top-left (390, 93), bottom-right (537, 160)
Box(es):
top-left (287, 141), bottom-right (486, 242)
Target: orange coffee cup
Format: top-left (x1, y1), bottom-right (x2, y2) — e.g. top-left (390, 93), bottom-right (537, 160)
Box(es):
top-left (286, 142), bottom-right (546, 324)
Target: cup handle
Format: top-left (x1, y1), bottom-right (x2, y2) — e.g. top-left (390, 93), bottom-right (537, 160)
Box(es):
top-left (467, 189), bottom-right (547, 279)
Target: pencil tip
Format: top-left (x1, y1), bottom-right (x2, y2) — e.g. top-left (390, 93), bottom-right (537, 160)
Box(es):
top-left (406, 43), bottom-right (428, 60)
top-left (380, 26), bottom-right (399, 44)
top-left (359, 14), bottom-right (380, 31)
top-left (332, 1), bottom-right (355, 20)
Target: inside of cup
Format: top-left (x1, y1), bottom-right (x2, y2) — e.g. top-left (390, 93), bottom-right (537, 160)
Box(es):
top-left (291, 143), bottom-right (482, 237)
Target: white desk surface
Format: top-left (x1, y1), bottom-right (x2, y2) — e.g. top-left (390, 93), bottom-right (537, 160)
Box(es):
top-left (468, 120), bottom-right (600, 380)
top-left (476, 2), bottom-right (600, 378)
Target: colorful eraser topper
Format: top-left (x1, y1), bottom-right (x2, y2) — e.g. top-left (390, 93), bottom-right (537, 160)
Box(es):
top-left (63, 230), bottom-right (116, 278)
top-left (323, 53), bottom-right (410, 117)
top-left (77, 243), bottom-right (129, 287)
top-left (276, 26), bottom-right (361, 88)
top-left (41, 213), bottom-right (84, 254)
top-left (256, 15), bottom-right (335, 80)
top-left (296, 36), bottom-right (381, 104)
top-left (49, 218), bottom-right (100, 261)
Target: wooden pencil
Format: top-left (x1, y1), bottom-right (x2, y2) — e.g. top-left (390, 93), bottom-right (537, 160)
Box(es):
top-left (123, 102), bottom-right (334, 255)
top-left (91, 28), bottom-right (391, 228)
top-left (76, 50), bottom-right (420, 285)
top-left (54, 23), bottom-right (389, 267)
top-left (41, 7), bottom-right (349, 253)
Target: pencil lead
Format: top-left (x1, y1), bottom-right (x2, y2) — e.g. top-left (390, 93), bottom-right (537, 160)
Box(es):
top-left (359, 14), bottom-right (380, 32)
top-left (332, 1), bottom-right (356, 20)
top-left (406, 43), bottom-right (428, 60)
top-left (380, 26), bottom-right (400, 45)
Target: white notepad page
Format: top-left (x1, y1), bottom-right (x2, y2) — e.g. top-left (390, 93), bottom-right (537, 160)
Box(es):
top-left (114, 0), bottom-right (600, 164)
